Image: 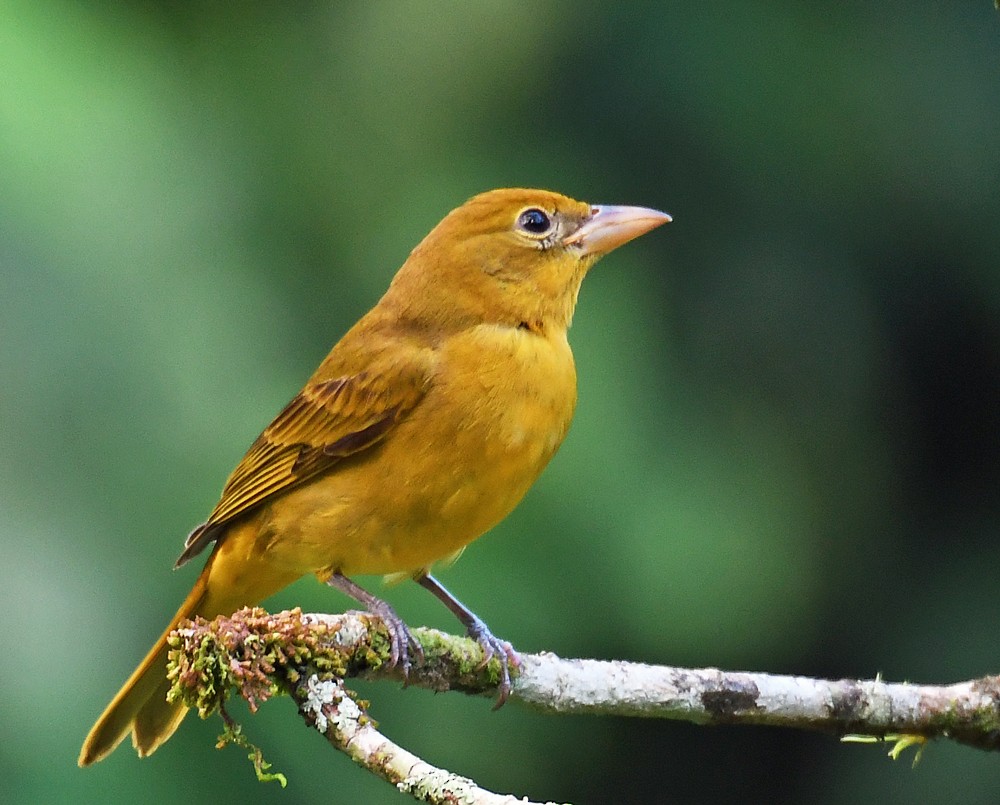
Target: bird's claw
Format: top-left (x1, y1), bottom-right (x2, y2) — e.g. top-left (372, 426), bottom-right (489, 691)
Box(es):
top-left (466, 616), bottom-right (520, 708)
top-left (364, 598), bottom-right (424, 681)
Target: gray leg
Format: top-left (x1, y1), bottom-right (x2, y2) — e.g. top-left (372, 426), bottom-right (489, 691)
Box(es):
top-left (326, 572), bottom-right (424, 676)
top-left (416, 573), bottom-right (519, 707)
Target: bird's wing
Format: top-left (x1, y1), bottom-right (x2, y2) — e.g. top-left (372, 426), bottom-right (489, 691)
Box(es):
top-left (176, 363), bottom-right (428, 566)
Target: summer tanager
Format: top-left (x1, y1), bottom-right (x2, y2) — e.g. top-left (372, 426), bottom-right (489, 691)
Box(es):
top-left (78, 187), bottom-right (670, 766)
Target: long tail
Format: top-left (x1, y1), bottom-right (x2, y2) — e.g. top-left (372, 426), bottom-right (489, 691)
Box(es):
top-left (78, 523), bottom-right (301, 766)
top-left (78, 565), bottom-right (208, 766)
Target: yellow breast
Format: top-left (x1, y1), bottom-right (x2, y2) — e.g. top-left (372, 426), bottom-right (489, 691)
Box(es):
top-left (261, 323), bottom-right (577, 577)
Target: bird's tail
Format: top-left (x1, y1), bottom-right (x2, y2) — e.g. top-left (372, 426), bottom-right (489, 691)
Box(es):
top-left (78, 519), bottom-right (303, 766)
top-left (77, 563), bottom-right (211, 766)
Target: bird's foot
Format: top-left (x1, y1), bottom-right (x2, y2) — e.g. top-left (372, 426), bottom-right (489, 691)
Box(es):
top-left (413, 573), bottom-right (520, 707)
top-left (465, 614), bottom-right (521, 709)
top-left (325, 572), bottom-right (424, 680)
top-left (362, 595), bottom-right (425, 679)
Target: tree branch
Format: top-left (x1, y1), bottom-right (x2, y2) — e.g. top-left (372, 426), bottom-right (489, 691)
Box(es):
top-left (294, 674), bottom-right (562, 804)
top-left (166, 607), bottom-right (1000, 802)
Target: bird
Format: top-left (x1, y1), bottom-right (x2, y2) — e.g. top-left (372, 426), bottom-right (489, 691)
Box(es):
top-left (78, 187), bottom-right (671, 766)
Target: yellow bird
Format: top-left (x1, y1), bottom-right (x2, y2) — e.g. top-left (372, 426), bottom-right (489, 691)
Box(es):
top-left (79, 188), bottom-right (670, 766)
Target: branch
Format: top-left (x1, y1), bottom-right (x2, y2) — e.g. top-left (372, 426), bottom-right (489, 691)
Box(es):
top-left (168, 607), bottom-right (561, 804)
top-left (295, 674), bottom-right (561, 804)
top-left (167, 608), bottom-right (1000, 801)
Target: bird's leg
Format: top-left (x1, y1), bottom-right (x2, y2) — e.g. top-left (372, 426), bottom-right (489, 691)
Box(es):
top-left (325, 572), bottom-right (424, 677)
top-left (415, 573), bottom-right (520, 708)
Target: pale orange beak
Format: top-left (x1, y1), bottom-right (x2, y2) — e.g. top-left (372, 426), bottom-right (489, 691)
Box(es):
top-left (563, 204), bottom-right (672, 256)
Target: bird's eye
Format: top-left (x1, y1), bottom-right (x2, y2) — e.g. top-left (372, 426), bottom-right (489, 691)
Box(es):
top-left (516, 208), bottom-right (552, 235)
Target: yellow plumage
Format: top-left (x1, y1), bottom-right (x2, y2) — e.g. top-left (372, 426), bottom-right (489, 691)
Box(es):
top-left (79, 187), bottom-right (670, 765)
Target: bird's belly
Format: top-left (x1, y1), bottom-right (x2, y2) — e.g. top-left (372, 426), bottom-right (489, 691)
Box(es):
top-left (262, 325), bottom-right (577, 576)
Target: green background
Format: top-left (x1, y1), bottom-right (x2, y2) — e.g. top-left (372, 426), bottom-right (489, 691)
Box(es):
top-left (3, 2), bottom-right (1000, 803)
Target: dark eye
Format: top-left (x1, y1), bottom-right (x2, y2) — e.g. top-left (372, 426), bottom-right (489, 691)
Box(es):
top-left (516, 208), bottom-right (552, 235)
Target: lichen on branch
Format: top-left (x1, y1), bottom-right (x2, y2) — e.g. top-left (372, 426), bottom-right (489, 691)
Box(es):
top-left (166, 606), bottom-right (351, 717)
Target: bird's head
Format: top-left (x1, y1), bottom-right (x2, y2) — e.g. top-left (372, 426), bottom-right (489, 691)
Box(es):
top-left (386, 188), bottom-right (671, 335)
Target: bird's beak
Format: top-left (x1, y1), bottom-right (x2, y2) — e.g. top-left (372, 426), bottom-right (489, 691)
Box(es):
top-left (563, 204), bottom-right (672, 256)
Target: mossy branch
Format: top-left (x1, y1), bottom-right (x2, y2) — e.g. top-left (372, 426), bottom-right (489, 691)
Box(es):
top-left (167, 607), bottom-right (1000, 803)
top-left (167, 607), bottom-right (545, 803)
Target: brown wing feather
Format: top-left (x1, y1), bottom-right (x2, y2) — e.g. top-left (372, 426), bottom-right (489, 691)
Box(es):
top-left (176, 366), bottom-right (427, 567)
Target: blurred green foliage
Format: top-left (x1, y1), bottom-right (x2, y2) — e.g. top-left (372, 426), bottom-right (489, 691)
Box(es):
top-left (2, 2), bottom-right (1000, 803)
